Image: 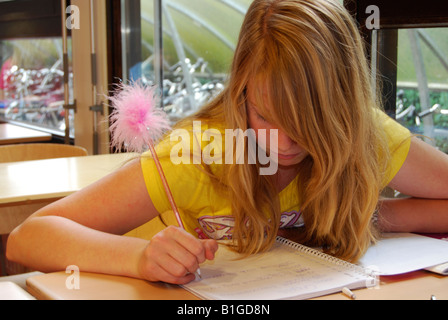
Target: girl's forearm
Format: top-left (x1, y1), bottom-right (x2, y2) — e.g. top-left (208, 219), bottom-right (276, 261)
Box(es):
top-left (378, 198), bottom-right (448, 233)
top-left (7, 215), bottom-right (147, 279)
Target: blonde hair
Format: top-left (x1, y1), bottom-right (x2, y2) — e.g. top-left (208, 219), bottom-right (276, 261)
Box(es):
top-left (179, 0), bottom-right (390, 261)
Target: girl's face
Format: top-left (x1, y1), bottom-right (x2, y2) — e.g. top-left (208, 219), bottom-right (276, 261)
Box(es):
top-left (246, 83), bottom-right (309, 167)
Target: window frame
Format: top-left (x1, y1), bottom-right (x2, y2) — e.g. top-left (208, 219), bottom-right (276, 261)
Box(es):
top-left (0, 0), bottom-right (64, 40)
top-left (344, 0), bottom-right (448, 117)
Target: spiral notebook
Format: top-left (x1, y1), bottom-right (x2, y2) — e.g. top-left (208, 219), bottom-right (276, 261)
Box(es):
top-left (182, 237), bottom-right (377, 300)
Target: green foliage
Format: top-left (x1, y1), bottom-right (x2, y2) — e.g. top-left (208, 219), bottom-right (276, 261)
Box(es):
top-left (397, 88), bottom-right (448, 153)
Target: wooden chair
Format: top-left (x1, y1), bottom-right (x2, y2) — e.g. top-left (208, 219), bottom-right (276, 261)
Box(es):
top-left (0, 143), bottom-right (88, 163)
top-left (0, 143), bottom-right (88, 276)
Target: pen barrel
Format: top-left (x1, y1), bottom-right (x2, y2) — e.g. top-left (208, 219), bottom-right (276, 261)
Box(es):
top-left (147, 139), bottom-right (185, 229)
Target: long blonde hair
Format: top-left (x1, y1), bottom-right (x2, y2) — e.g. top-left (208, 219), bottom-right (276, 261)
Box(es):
top-left (180, 0), bottom-right (390, 262)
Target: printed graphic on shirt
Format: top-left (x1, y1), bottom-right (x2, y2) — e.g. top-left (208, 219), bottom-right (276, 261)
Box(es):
top-left (195, 210), bottom-right (303, 240)
top-left (196, 215), bottom-right (235, 240)
top-left (280, 210), bottom-right (304, 228)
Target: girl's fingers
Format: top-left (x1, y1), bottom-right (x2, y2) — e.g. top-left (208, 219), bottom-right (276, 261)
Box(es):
top-left (143, 226), bottom-right (217, 283)
top-left (202, 239), bottom-right (219, 260)
top-left (149, 258), bottom-right (196, 284)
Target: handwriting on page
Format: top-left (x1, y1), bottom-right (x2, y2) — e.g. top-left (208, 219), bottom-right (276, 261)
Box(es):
top-left (185, 242), bottom-right (367, 300)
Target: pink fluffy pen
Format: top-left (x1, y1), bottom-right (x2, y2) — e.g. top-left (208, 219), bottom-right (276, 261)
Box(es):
top-left (146, 137), bottom-right (185, 229)
top-left (109, 82), bottom-right (185, 229)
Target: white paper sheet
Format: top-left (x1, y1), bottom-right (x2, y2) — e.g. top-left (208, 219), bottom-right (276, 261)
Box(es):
top-left (358, 233), bottom-right (448, 275)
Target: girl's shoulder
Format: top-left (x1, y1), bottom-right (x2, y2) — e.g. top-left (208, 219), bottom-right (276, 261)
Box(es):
top-left (375, 110), bottom-right (412, 185)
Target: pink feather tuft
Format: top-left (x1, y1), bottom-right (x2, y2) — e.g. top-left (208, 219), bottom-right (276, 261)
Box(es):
top-left (109, 82), bottom-right (171, 152)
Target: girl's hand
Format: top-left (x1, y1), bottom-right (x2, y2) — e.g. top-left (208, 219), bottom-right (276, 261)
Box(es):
top-left (138, 225), bottom-right (218, 284)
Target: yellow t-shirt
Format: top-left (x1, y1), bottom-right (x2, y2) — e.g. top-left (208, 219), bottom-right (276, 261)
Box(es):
top-left (129, 112), bottom-right (411, 240)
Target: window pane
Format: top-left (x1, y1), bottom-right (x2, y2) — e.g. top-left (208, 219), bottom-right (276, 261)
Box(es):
top-left (0, 38), bottom-right (74, 136)
top-left (396, 28), bottom-right (448, 152)
top-left (132, 0), bottom-right (253, 123)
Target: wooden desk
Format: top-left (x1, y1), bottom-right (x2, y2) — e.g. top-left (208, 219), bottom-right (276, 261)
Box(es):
top-left (314, 271), bottom-right (448, 300)
top-left (0, 123), bottom-right (52, 145)
top-left (27, 272), bottom-right (198, 300)
top-left (25, 269), bottom-right (448, 300)
top-left (0, 153), bottom-right (137, 234)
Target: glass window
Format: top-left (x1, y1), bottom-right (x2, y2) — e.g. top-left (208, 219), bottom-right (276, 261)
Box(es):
top-left (121, 0), bottom-right (253, 123)
top-left (0, 38), bottom-right (74, 136)
top-left (396, 28), bottom-right (448, 152)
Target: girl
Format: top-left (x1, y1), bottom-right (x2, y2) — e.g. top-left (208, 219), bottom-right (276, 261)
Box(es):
top-left (7, 0), bottom-right (448, 285)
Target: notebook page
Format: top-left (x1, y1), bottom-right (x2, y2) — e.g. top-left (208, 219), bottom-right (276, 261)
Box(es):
top-left (183, 240), bottom-right (375, 300)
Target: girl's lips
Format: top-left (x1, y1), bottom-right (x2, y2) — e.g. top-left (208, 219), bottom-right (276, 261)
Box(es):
top-left (276, 152), bottom-right (300, 160)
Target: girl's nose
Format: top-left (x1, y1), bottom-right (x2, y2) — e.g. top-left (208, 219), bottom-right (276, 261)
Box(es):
top-left (277, 129), bottom-right (296, 151)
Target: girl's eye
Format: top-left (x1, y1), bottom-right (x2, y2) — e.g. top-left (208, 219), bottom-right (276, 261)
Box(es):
top-left (257, 113), bottom-right (267, 122)
top-left (248, 102), bottom-right (267, 122)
